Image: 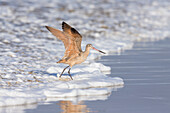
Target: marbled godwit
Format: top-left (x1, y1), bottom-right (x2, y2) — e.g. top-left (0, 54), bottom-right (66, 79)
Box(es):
top-left (45, 22), bottom-right (105, 80)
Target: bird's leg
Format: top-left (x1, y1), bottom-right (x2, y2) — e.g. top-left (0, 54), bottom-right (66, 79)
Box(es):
top-left (68, 68), bottom-right (73, 80)
top-left (60, 66), bottom-right (69, 78)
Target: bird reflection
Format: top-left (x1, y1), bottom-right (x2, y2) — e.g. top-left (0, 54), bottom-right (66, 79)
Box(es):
top-left (59, 101), bottom-right (91, 113)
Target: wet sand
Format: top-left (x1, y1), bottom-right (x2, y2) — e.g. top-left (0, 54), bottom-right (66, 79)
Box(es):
top-left (22, 38), bottom-right (170, 113)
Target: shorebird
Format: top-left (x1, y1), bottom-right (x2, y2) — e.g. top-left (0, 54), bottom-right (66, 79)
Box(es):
top-left (45, 22), bottom-right (105, 80)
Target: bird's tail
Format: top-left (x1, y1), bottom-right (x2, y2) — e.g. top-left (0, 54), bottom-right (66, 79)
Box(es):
top-left (57, 59), bottom-right (66, 63)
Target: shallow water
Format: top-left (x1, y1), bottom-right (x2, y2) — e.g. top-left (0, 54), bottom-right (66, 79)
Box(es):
top-left (23, 37), bottom-right (170, 113)
top-left (93, 38), bottom-right (170, 113)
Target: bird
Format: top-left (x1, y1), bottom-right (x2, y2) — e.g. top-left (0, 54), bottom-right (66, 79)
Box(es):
top-left (45, 22), bottom-right (105, 80)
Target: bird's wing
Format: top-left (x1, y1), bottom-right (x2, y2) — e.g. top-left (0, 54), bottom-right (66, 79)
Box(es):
top-left (45, 26), bottom-right (69, 49)
top-left (45, 22), bottom-right (82, 60)
top-left (62, 22), bottom-right (82, 52)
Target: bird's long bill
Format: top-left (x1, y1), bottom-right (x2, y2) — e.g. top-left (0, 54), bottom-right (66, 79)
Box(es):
top-left (92, 47), bottom-right (106, 54)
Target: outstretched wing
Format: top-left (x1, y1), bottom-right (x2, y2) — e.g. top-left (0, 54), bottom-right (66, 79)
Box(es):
top-left (45, 26), bottom-right (69, 49)
top-left (62, 22), bottom-right (82, 52)
top-left (45, 22), bottom-right (83, 60)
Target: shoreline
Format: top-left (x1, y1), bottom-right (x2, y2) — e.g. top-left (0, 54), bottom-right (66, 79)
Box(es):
top-left (0, 38), bottom-right (169, 113)
top-left (22, 38), bottom-right (170, 113)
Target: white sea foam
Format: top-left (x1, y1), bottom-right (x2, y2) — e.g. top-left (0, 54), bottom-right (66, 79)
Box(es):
top-left (0, 0), bottom-right (170, 108)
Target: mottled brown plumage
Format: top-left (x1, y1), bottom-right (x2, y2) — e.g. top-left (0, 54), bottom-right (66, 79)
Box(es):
top-left (45, 22), bottom-right (105, 80)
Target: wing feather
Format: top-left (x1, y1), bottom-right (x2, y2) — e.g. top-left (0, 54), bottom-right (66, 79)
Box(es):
top-left (62, 22), bottom-right (82, 52)
top-left (45, 22), bottom-right (83, 60)
top-left (45, 26), bottom-right (69, 49)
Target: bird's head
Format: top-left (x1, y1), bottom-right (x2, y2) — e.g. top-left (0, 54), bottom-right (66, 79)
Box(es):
top-left (86, 44), bottom-right (106, 54)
